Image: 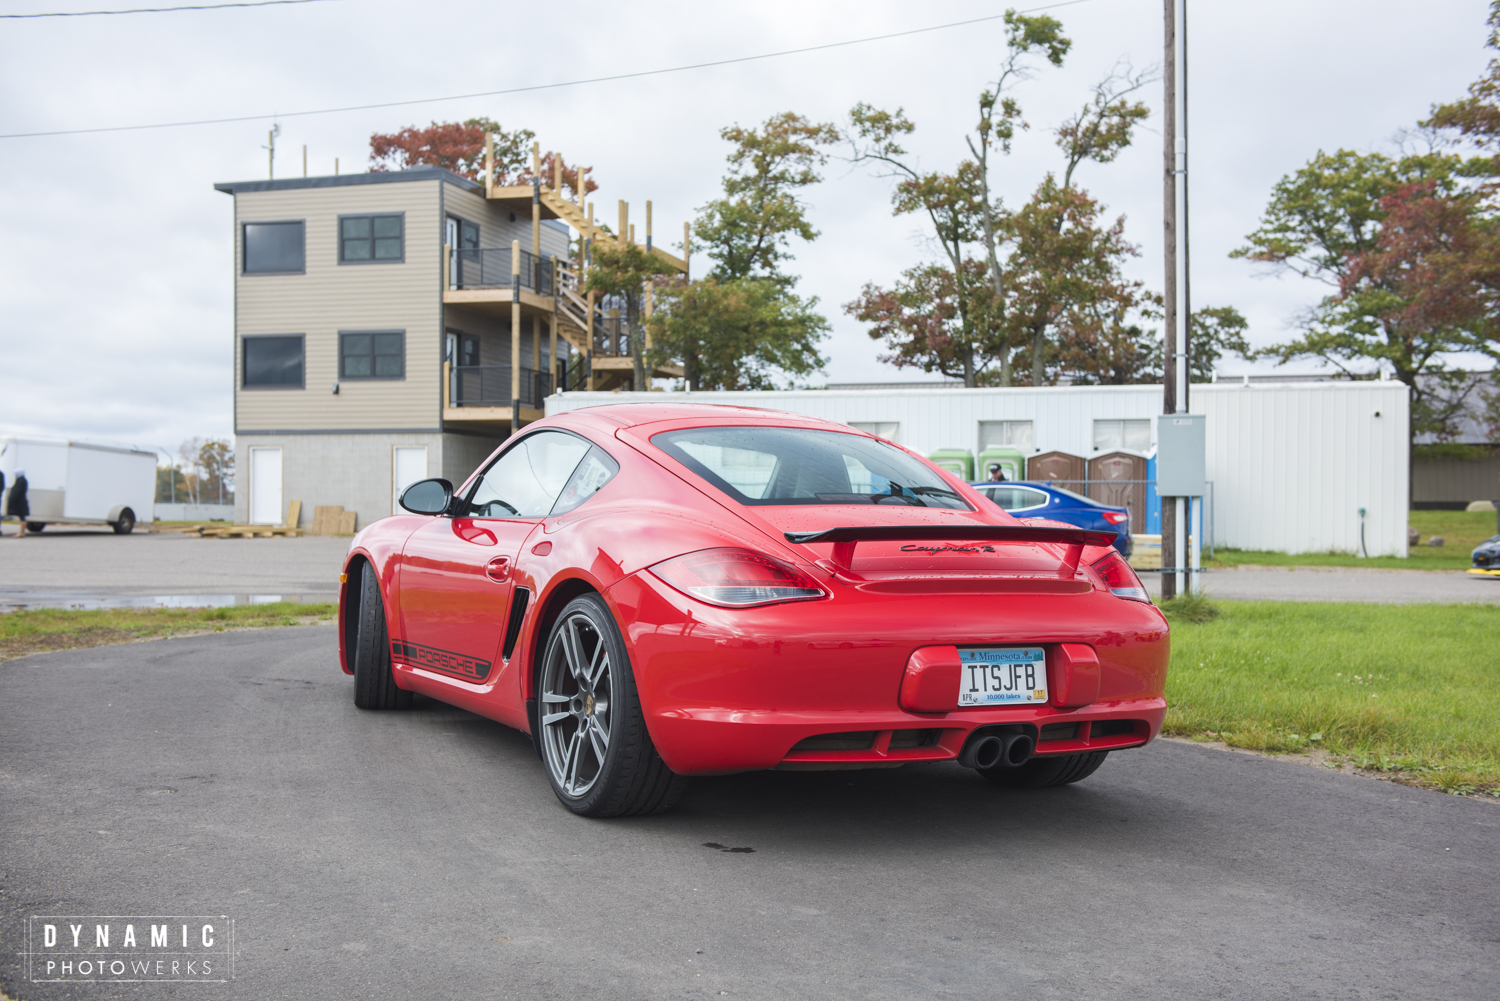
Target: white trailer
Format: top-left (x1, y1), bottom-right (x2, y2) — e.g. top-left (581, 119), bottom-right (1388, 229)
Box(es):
top-left (0, 436), bottom-right (156, 534)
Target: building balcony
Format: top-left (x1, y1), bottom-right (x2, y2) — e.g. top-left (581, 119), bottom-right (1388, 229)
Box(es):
top-left (443, 362), bottom-right (553, 430)
top-left (443, 246), bottom-right (556, 314)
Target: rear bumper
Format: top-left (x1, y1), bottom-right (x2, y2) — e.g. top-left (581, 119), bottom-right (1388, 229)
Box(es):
top-left (644, 700), bottom-right (1165, 774)
top-left (606, 569), bottom-right (1170, 776)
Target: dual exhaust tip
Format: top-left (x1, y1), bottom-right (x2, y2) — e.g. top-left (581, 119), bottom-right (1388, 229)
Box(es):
top-left (958, 728), bottom-right (1035, 771)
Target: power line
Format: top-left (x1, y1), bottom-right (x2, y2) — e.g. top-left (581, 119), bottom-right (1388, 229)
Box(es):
top-left (0, 0), bottom-right (1091, 139)
top-left (1, 0), bottom-right (335, 18)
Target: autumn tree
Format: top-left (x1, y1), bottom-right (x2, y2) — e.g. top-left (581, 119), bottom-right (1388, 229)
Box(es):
top-left (369, 118), bottom-right (598, 197)
top-left (1232, 147), bottom-right (1495, 436)
top-left (647, 113), bottom-right (834, 389)
top-left (843, 11), bottom-right (1159, 386)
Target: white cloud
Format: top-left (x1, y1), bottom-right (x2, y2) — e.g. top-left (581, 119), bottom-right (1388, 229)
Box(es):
top-left (0, 0), bottom-right (1491, 447)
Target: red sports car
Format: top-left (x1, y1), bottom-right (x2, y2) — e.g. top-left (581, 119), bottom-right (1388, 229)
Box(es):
top-left (338, 404), bottom-right (1169, 817)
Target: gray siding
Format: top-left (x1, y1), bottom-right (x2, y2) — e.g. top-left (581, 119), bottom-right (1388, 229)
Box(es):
top-left (1412, 456), bottom-right (1500, 504)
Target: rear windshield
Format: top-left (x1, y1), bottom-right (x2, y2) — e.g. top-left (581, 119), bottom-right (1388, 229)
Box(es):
top-left (652, 426), bottom-right (971, 509)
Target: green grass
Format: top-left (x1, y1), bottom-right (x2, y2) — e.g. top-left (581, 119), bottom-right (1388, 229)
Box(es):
top-left (1208, 509), bottom-right (1497, 571)
top-left (1159, 598), bottom-right (1500, 795)
top-left (0, 602), bottom-right (337, 661)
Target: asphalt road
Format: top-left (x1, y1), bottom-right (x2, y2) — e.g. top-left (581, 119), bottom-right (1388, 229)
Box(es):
top-left (3, 529), bottom-right (1499, 607)
top-left (2, 628), bottom-right (1496, 1000)
top-left (1149, 564), bottom-right (1500, 603)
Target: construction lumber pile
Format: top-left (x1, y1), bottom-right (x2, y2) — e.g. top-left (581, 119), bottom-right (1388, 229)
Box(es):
top-left (309, 506), bottom-right (357, 536)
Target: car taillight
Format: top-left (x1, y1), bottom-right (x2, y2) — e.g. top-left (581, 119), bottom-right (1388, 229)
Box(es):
top-left (1101, 511), bottom-right (1129, 525)
top-left (649, 548), bottom-right (827, 608)
top-left (1091, 551), bottom-right (1149, 602)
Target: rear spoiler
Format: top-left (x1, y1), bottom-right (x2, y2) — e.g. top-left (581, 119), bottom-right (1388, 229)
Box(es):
top-left (784, 525), bottom-right (1118, 576)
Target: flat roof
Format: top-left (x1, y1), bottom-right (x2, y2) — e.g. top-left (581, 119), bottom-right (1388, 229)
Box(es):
top-left (213, 166), bottom-right (571, 232)
top-left (214, 164), bottom-right (478, 195)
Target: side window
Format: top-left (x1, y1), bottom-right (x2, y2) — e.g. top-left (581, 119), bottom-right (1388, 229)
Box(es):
top-left (242, 334), bottom-right (304, 388)
top-left (988, 486), bottom-right (1049, 511)
top-left (1018, 488), bottom-right (1049, 509)
top-left (339, 213), bottom-right (404, 263)
top-left (464, 431), bottom-right (591, 519)
top-left (243, 221), bottom-right (304, 274)
top-left (339, 330), bottom-right (405, 379)
top-left (550, 447), bottom-right (620, 516)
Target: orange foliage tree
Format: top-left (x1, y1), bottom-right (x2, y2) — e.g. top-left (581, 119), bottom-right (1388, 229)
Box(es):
top-left (369, 117), bottom-right (598, 197)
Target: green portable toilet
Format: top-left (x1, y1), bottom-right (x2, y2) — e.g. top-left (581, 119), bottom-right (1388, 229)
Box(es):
top-left (977, 446), bottom-right (1026, 483)
top-left (928, 448), bottom-right (975, 481)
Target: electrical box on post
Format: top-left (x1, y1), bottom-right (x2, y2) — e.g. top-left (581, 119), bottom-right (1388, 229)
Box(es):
top-left (1156, 414), bottom-right (1205, 497)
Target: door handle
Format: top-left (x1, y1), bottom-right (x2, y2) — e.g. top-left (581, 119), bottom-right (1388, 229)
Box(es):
top-left (484, 556), bottom-right (510, 582)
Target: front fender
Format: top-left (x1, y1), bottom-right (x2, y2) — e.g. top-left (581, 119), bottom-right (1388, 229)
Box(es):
top-left (338, 518), bottom-right (426, 675)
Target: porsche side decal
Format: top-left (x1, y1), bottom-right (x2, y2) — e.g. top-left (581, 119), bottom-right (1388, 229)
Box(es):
top-left (390, 639), bottom-right (492, 683)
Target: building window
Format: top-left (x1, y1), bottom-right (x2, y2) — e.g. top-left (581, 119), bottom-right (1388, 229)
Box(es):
top-left (340, 330), bottom-right (405, 379)
top-left (243, 334), bottom-right (304, 388)
top-left (242, 221), bottom-right (304, 274)
top-left (340, 213), bottom-right (404, 263)
top-left (978, 420), bottom-right (1034, 451)
top-left (1094, 419), bottom-right (1151, 452)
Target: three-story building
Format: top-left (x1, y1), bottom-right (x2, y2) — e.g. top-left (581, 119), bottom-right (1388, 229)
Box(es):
top-left (215, 158), bottom-right (685, 530)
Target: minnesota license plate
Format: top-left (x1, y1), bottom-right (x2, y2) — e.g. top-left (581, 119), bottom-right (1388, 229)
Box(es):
top-left (957, 647), bottom-right (1048, 706)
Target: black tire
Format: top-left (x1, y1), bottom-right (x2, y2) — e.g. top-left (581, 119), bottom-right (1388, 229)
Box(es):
top-left (112, 509), bottom-right (135, 535)
top-left (537, 593), bottom-right (687, 817)
top-left (25, 522), bottom-right (44, 533)
top-left (979, 750), bottom-right (1109, 789)
top-left (352, 562), bottom-right (411, 710)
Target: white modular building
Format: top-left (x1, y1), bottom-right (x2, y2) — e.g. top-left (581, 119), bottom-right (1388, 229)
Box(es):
top-left (545, 381), bottom-right (1411, 557)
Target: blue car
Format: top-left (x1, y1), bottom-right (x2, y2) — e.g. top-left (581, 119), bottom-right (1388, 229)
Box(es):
top-left (968, 480), bottom-right (1133, 557)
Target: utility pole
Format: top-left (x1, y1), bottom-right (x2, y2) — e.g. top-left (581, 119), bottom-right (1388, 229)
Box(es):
top-left (1161, 0), bottom-right (1178, 601)
top-left (264, 124), bottom-right (280, 180)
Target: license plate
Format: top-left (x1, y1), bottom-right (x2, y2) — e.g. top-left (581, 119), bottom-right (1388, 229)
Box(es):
top-left (957, 647), bottom-right (1048, 706)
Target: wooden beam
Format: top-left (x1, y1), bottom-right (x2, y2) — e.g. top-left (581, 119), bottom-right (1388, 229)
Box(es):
top-left (618, 200), bottom-right (627, 249)
top-left (684, 221), bottom-right (691, 279)
top-left (553, 153), bottom-right (562, 196)
top-left (549, 263), bottom-right (560, 393)
top-left (442, 243), bottom-right (451, 291)
top-left (485, 133), bottom-right (495, 198)
top-left (511, 239), bottom-right (522, 409)
top-left (576, 164), bottom-right (585, 206)
top-left (646, 200), bottom-right (653, 252)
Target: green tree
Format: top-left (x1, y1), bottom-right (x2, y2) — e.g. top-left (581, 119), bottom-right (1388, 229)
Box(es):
top-left (583, 242), bottom-right (674, 390)
top-left (844, 11), bottom-right (1153, 385)
top-left (1186, 306), bottom-right (1252, 382)
top-left (649, 277), bottom-right (828, 390)
top-left (694, 112), bottom-right (838, 283)
top-left (646, 113), bottom-right (834, 390)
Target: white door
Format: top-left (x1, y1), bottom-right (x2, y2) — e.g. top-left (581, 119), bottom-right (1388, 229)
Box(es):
top-left (249, 447), bottom-right (283, 524)
top-left (392, 445), bottom-right (428, 514)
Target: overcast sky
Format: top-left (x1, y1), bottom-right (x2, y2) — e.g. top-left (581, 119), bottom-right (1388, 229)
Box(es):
top-left (0, 0), bottom-right (1492, 455)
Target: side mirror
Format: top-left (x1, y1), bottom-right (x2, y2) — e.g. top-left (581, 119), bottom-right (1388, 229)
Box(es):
top-left (399, 478), bottom-right (454, 516)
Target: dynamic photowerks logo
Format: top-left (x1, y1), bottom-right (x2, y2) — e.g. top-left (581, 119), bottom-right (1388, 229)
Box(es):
top-left (26, 915), bottom-right (233, 983)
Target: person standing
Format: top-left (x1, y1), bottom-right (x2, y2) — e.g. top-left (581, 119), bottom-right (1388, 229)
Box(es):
top-left (7, 469), bottom-right (29, 537)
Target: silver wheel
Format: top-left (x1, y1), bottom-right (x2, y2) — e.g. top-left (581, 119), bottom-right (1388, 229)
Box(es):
top-left (540, 611), bottom-right (614, 798)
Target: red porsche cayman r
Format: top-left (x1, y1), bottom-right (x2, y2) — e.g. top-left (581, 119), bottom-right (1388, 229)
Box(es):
top-left (338, 404), bottom-right (1169, 817)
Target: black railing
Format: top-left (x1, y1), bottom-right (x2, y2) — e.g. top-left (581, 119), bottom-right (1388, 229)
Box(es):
top-left (450, 247), bottom-right (553, 295)
top-left (451, 365), bottom-right (552, 409)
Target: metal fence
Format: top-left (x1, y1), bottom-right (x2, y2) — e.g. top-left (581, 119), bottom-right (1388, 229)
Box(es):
top-left (451, 365), bottom-right (551, 409)
top-left (450, 248), bottom-right (553, 295)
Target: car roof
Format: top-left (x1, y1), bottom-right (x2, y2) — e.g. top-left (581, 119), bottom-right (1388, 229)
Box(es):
top-left (560, 401), bottom-right (856, 430)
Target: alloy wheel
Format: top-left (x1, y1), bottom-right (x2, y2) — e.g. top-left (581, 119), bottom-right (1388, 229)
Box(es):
top-left (540, 611), bottom-right (614, 797)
